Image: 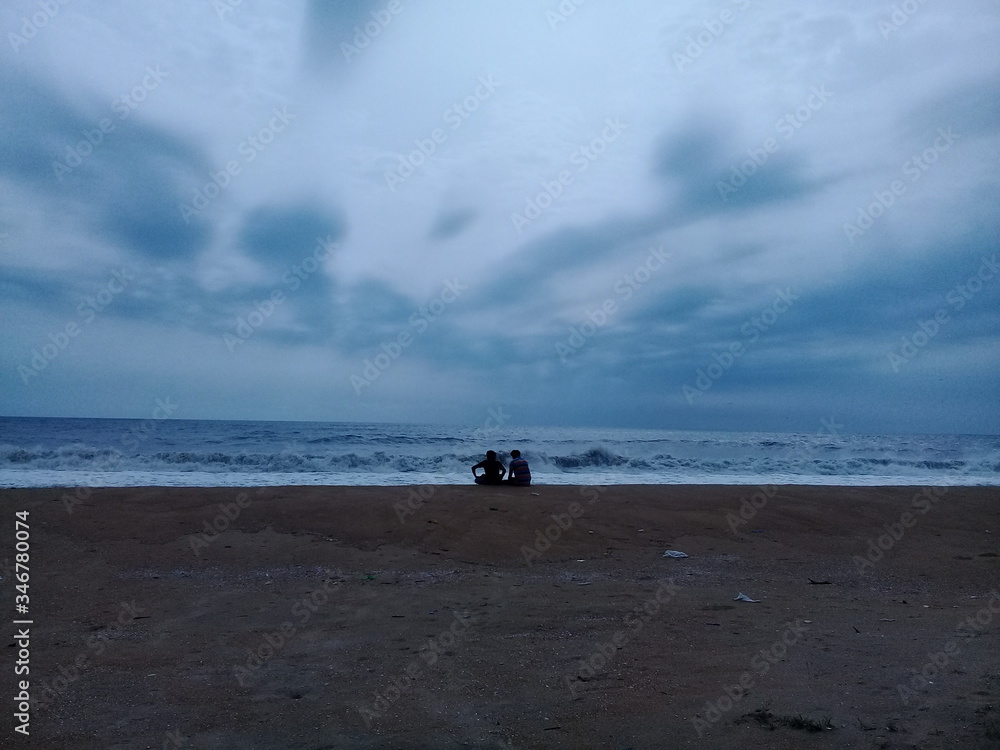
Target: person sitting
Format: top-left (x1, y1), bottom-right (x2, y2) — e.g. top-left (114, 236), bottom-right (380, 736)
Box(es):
top-left (505, 449), bottom-right (531, 486)
top-left (472, 450), bottom-right (506, 485)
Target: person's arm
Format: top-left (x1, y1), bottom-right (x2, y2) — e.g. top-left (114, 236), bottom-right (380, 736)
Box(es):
top-left (472, 461), bottom-right (482, 477)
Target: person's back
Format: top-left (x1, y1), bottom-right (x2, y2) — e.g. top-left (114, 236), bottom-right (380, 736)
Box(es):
top-left (472, 451), bottom-right (506, 485)
top-left (506, 449), bottom-right (531, 486)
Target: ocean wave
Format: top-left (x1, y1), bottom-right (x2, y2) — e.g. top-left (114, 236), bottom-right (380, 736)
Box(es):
top-left (0, 443), bottom-right (127, 470)
top-left (546, 446), bottom-right (629, 468)
top-left (304, 434), bottom-right (465, 446)
top-left (0, 441), bottom-right (997, 480)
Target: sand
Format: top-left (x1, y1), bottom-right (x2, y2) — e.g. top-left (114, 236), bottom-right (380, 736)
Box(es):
top-left (1, 484), bottom-right (998, 749)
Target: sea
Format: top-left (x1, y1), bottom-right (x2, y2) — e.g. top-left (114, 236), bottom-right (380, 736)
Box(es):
top-left (0, 417), bottom-right (997, 488)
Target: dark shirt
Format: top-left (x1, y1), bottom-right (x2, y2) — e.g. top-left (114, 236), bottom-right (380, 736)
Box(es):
top-left (473, 458), bottom-right (505, 481)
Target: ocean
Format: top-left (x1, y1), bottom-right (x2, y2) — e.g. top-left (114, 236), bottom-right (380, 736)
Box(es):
top-left (0, 417), bottom-right (997, 488)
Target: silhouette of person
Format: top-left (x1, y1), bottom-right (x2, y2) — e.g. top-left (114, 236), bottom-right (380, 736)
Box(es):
top-left (472, 450), bottom-right (506, 485)
top-left (505, 449), bottom-right (531, 486)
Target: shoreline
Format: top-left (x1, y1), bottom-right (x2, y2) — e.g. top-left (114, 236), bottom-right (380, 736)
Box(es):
top-left (2, 485), bottom-right (997, 748)
top-left (4, 478), bottom-right (999, 490)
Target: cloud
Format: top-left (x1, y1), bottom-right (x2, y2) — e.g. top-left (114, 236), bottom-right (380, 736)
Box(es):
top-left (907, 79), bottom-right (1000, 140)
top-left (238, 204), bottom-right (345, 266)
top-left (0, 68), bottom-right (212, 259)
top-left (302, 0), bottom-right (402, 74)
top-left (428, 208), bottom-right (476, 240)
top-left (1, 0), bottom-right (998, 433)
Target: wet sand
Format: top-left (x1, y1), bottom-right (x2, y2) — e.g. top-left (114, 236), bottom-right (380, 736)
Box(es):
top-left (1, 484), bottom-right (998, 749)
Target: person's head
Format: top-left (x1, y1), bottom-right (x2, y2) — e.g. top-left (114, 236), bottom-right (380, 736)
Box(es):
top-left (510, 450), bottom-right (521, 458)
top-left (486, 450), bottom-right (497, 459)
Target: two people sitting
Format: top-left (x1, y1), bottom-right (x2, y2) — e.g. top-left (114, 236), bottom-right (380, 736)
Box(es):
top-left (472, 450), bottom-right (531, 486)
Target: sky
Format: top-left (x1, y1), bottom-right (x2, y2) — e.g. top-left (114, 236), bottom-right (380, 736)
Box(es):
top-left (1, 0), bottom-right (998, 434)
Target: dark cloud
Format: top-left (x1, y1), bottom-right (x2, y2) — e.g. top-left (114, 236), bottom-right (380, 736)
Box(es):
top-left (0, 268), bottom-right (80, 315)
top-left (469, 121), bottom-right (818, 322)
top-left (789, 230), bottom-right (1000, 346)
top-left (239, 205), bottom-right (345, 265)
top-left (629, 286), bottom-right (719, 330)
top-left (0, 69), bottom-right (212, 259)
top-left (908, 79), bottom-right (1000, 140)
top-left (428, 209), bottom-right (476, 240)
top-left (100, 182), bottom-right (211, 260)
top-left (333, 278), bottom-right (419, 351)
top-left (302, 0), bottom-right (399, 73)
top-left (653, 122), bottom-right (728, 181)
top-left (1, 2), bottom-right (997, 432)
top-left (653, 122), bottom-right (826, 215)
top-left (471, 213), bottom-right (667, 314)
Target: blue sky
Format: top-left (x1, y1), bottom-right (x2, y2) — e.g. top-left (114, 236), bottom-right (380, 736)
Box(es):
top-left (1, 0), bottom-right (998, 433)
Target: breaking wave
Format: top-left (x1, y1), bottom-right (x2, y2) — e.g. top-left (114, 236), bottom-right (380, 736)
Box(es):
top-left (1, 442), bottom-right (996, 481)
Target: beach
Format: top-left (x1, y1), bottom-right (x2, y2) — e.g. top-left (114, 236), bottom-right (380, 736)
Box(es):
top-left (1, 484), bottom-right (998, 749)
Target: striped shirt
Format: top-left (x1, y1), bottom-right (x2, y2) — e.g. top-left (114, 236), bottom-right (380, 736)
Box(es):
top-left (508, 457), bottom-right (531, 485)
